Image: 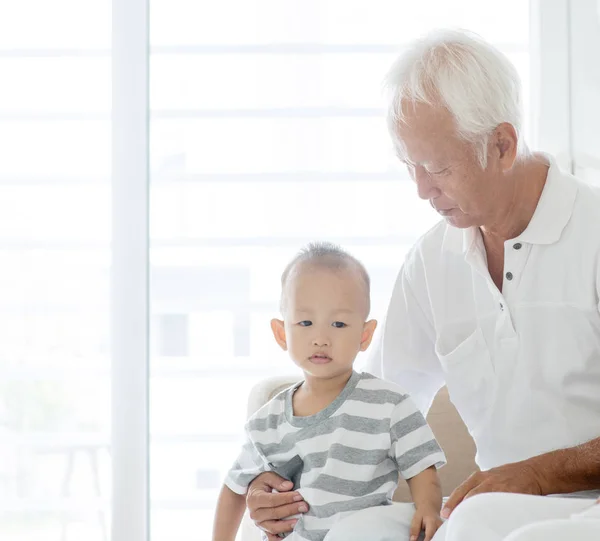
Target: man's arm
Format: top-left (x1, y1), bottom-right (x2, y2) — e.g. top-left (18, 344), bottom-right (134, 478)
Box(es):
top-left (364, 263), bottom-right (445, 415)
top-left (442, 436), bottom-right (600, 518)
top-left (212, 485), bottom-right (246, 541)
top-left (532, 436), bottom-right (600, 494)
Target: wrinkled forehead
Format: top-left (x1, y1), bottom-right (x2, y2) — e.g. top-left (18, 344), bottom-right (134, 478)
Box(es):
top-left (392, 100), bottom-right (464, 162)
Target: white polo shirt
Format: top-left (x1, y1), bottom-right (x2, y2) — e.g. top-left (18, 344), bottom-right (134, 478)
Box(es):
top-left (367, 156), bottom-right (600, 472)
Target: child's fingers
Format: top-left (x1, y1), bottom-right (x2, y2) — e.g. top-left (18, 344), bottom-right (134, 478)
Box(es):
top-left (423, 516), bottom-right (442, 541)
top-left (409, 514), bottom-right (423, 541)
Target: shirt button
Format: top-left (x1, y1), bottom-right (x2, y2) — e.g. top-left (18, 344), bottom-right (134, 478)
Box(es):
top-left (499, 302), bottom-right (504, 311)
top-left (506, 272), bottom-right (513, 281)
top-left (513, 243), bottom-right (522, 250)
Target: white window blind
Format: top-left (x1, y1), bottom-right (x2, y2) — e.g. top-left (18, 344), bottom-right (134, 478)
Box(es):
top-left (147, 1), bottom-right (531, 539)
top-left (0, 1), bottom-right (541, 540)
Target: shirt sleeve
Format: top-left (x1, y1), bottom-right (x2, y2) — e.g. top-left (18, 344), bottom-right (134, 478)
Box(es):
top-left (389, 395), bottom-right (446, 480)
top-left (364, 260), bottom-right (445, 416)
top-left (224, 428), bottom-right (269, 495)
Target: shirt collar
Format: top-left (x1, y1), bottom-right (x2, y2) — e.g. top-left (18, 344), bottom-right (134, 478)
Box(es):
top-left (515, 154), bottom-right (577, 245)
top-left (451, 154), bottom-right (578, 255)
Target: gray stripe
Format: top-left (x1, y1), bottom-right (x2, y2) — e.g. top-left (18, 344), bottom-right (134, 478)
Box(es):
top-left (228, 468), bottom-right (264, 488)
top-left (306, 493), bottom-right (391, 519)
top-left (302, 445), bottom-right (391, 471)
top-left (258, 413), bottom-right (391, 456)
top-left (242, 440), bottom-right (262, 461)
top-left (390, 411), bottom-right (426, 440)
top-left (308, 470), bottom-right (398, 498)
top-left (396, 439), bottom-right (443, 474)
top-left (349, 387), bottom-right (408, 405)
top-left (248, 412), bottom-right (286, 432)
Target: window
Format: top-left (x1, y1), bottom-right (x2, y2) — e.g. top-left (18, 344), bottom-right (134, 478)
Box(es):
top-left (147, 1), bottom-right (532, 539)
top-left (1, 1), bottom-right (545, 540)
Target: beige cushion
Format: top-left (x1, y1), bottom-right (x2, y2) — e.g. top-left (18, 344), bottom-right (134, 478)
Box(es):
top-left (393, 386), bottom-right (477, 501)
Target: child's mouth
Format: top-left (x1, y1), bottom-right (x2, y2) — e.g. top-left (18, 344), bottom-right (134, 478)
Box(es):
top-left (310, 354), bottom-right (332, 364)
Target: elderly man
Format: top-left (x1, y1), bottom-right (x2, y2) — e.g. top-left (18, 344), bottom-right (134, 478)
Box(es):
top-left (244, 30), bottom-right (600, 541)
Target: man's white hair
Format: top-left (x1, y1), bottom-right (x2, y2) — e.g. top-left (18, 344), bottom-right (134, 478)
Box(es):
top-left (385, 29), bottom-right (526, 168)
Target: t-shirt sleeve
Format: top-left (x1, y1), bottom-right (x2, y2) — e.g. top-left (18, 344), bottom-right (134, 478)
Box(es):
top-left (224, 429), bottom-right (269, 495)
top-left (389, 394), bottom-right (446, 480)
top-left (363, 263), bottom-right (445, 417)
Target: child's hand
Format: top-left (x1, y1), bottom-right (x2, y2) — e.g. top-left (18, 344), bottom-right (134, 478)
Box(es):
top-left (409, 506), bottom-right (443, 541)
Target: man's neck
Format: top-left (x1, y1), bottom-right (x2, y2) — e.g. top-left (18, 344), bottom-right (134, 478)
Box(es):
top-left (481, 156), bottom-right (548, 245)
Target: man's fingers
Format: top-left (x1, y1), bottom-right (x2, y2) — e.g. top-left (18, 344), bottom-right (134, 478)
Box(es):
top-left (250, 489), bottom-right (303, 510)
top-left (441, 474), bottom-right (479, 518)
top-left (409, 515), bottom-right (422, 541)
top-left (255, 471), bottom-right (292, 492)
top-left (463, 482), bottom-right (494, 501)
top-left (259, 518), bottom-right (298, 536)
top-left (250, 501), bottom-right (307, 523)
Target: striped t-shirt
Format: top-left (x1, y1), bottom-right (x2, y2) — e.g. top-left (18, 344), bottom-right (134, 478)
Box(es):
top-left (226, 371), bottom-right (446, 541)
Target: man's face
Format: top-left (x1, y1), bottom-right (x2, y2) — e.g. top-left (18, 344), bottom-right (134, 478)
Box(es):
top-left (396, 101), bottom-right (501, 229)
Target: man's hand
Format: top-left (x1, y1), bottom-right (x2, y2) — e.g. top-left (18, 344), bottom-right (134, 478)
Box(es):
top-left (409, 506), bottom-right (442, 541)
top-left (246, 472), bottom-right (308, 540)
top-left (441, 461), bottom-right (543, 518)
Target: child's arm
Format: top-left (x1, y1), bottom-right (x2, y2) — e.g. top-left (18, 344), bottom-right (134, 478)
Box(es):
top-left (212, 484), bottom-right (247, 541)
top-left (406, 466), bottom-right (443, 541)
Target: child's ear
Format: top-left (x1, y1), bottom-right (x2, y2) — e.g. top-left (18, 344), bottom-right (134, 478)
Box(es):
top-left (359, 319), bottom-right (378, 351)
top-left (270, 319), bottom-right (288, 351)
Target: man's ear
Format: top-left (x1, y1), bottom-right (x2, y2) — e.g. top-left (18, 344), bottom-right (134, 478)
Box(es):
top-left (493, 122), bottom-right (518, 171)
top-left (270, 319), bottom-right (288, 351)
top-left (359, 319), bottom-right (378, 351)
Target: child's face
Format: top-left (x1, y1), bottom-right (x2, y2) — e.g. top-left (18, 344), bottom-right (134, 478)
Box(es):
top-left (271, 266), bottom-right (377, 380)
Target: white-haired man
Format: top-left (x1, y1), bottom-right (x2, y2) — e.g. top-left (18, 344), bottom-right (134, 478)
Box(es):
top-left (244, 30), bottom-right (600, 541)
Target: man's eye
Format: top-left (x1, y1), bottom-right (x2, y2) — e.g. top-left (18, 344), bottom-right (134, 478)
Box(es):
top-left (332, 321), bottom-right (347, 328)
top-left (298, 321), bottom-right (312, 327)
top-left (430, 167), bottom-right (449, 175)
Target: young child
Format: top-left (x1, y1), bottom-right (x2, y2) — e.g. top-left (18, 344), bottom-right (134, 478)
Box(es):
top-left (212, 242), bottom-right (446, 541)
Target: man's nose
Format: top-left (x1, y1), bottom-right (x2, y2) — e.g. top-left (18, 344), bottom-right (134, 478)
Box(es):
top-left (414, 165), bottom-right (441, 200)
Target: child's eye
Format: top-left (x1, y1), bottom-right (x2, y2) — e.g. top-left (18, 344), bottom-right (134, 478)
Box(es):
top-left (332, 321), bottom-right (347, 328)
top-left (298, 320), bottom-right (312, 327)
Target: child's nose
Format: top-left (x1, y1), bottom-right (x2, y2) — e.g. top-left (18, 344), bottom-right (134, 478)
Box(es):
top-left (312, 334), bottom-right (330, 347)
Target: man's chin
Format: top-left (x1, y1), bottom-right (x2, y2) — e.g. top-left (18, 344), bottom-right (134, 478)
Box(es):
top-left (444, 214), bottom-right (473, 229)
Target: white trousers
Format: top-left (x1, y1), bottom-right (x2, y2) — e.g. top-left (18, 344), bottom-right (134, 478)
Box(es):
top-left (443, 493), bottom-right (600, 541)
top-left (287, 494), bottom-right (600, 541)
top-left (319, 502), bottom-right (450, 541)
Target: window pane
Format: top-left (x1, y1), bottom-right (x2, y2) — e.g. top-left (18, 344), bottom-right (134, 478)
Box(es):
top-left (151, 0), bottom-right (529, 46)
top-left (151, 52), bottom-right (529, 112)
top-left (0, 4), bottom-right (111, 541)
top-left (0, 1), bottom-right (110, 49)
